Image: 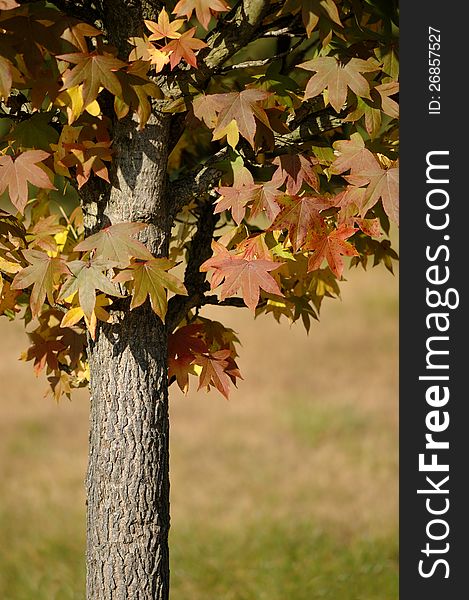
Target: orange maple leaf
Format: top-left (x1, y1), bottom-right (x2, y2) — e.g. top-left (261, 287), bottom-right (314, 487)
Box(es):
top-left (161, 28), bottom-right (207, 69)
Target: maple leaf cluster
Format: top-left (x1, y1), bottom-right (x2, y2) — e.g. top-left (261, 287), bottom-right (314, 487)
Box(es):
top-left (0, 0), bottom-right (399, 399)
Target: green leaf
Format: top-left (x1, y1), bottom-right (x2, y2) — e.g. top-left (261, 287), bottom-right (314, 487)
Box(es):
top-left (11, 249), bottom-right (68, 317)
top-left (74, 222), bottom-right (153, 267)
top-left (59, 259), bottom-right (123, 321)
top-left (114, 258), bottom-right (187, 321)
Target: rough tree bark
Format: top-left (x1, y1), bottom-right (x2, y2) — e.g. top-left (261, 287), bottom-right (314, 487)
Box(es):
top-left (84, 110), bottom-right (172, 599)
top-left (79, 1), bottom-right (272, 597)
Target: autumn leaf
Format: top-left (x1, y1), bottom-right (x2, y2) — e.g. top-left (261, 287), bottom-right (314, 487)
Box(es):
top-left (61, 20), bottom-right (102, 53)
top-left (114, 61), bottom-right (163, 128)
top-left (58, 51), bottom-right (126, 107)
top-left (376, 81), bottom-right (399, 119)
top-left (199, 240), bottom-right (232, 290)
top-left (58, 259), bottom-right (123, 321)
top-left (306, 224), bottom-right (358, 277)
top-left (0, 0), bottom-right (20, 8)
top-left (21, 332), bottom-right (65, 376)
top-left (250, 180), bottom-right (282, 222)
top-left (195, 349), bottom-right (239, 399)
top-left (201, 254), bottom-right (283, 311)
top-left (299, 56), bottom-right (379, 112)
top-left (0, 280), bottom-right (20, 315)
top-left (0, 151), bottom-right (55, 214)
top-left (26, 215), bottom-right (65, 252)
top-left (272, 154), bottom-right (320, 195)
top-left (114, 258), bottom-right (187, 321)
top-left (211, 89), bottom-right (272, 148)
top-left (0, 56), bottom-right (14, 100)
top-left (60, 293), bottom-right (111, 339)
top-left (74, 222), bottom-right (153, 267)
top-left (11, 250), bottom-right (68, 317)
top-left (173, 0), bottom-right (230, 30)
top-left (214, 167), bottom-right (260, 224)
top-left (192, 93), bottom-right (225, 128)
top-left (168, 323), bottom-right (208, 392)
top-left (330, 132), bottom-right (377, 177)
top-left (161, 28), bottom-right (207, 69)
top-left (302, 0), bottom-right (343, 36)
top-left (333, 185), bottom-right (368, 222)
top-left (270, 195), bottom-right (327, 251)
top-left (58, 140), bottom-right (113, 188)
top-left (356, 161), bottom-right (399, 224)
top-left (236, 234), bottom-right (272, 261)
top-left (144, 9), bottom-right (184, 40)
top-left (355, 217), bottom-right (381, 238)
top-left (47, 371), bottom-right (74, 401)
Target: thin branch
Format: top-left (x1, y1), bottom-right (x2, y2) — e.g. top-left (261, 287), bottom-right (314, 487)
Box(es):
top-left (274, 109), bottom-right (344, 150)
top-left (203, 296), bottom-right (246, 308)
top-left (166, 197), bottom-right (220, 332)
top-left (158, 0), bottom-right (271, 102)
top-left (168, 148), bottom-right (228, 219)
top-left (262, 28), bottom-right (298, 38)
top-left (219, 38), bottom-right (303, 73)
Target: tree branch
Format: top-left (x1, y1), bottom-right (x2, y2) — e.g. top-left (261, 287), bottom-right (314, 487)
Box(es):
top-left (166, 197), bottom-right (220, 332)
top-left (167, 148), bottom-right (228, 219)
top-left (274, 109), bottom-right (344, 150)
top-left (158, 0), bottom-right (272, 103)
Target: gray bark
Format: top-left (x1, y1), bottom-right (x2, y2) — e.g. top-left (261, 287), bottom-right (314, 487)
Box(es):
top-left (84, 111), bottom-right (172, 600)
top-left (79, 2), bottom-right (272, 597)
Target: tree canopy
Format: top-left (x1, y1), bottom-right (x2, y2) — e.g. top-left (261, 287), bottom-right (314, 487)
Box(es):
top-left (0, 0), bottom-right (399, 400)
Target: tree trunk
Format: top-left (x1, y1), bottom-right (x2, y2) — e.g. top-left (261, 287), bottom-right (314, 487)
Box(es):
top-left (84, 110), bottom-right (172, 599)
top-left (86, 308), bottom-right (170, 599)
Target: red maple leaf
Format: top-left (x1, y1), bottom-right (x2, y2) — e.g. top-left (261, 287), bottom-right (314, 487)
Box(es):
top-left (250, 180), bottom-right (282, 222)
top-left (58, 51), bottom-right (126, 106)
top-left (201, 253), bottom-right (283, 311)
top-left (272, 154), bottom-right (320, 195)
top-left (306, 224), bottom-right (358, 277)
top-left (331, 133), bottom-right (377, 177)
top-left (22, 333), bottom-right (65, 376)
top-left (195, 89), bottom-right (272, 148)
top-left (168, 323), bottom-right (208, 392)
top-left (270, 195), bottom-right (328, 252)
top-left (214, 167), bottom-right (260, 224)
top-left (352, 162), bottom-right (399, 224)
top-left (11, 250), bottom-right (68, 317)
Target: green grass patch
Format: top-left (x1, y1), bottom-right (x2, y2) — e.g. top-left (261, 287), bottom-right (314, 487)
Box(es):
top-left (281, 398), bottom-right (369, 451)
top-left (171, 520), bottom-right (398, 600)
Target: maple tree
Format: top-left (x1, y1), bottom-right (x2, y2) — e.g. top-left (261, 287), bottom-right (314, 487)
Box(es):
top-left (0, 1), bottom-right (399, 598)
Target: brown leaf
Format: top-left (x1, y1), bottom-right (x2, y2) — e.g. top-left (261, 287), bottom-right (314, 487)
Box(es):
top-left (173, 0), bottom-right (230, 30)
top-left (201, 254), bottom-right (283, 312)
top-left (299, 56), bottom-right (379, 112)
top-left (58, 51), bottom-right (126, 107)
top-left (0, 151), bottom-right (55, 214)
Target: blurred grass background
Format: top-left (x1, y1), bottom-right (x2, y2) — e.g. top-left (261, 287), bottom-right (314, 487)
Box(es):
top-left (0, 262), bottom-right (398, 600)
